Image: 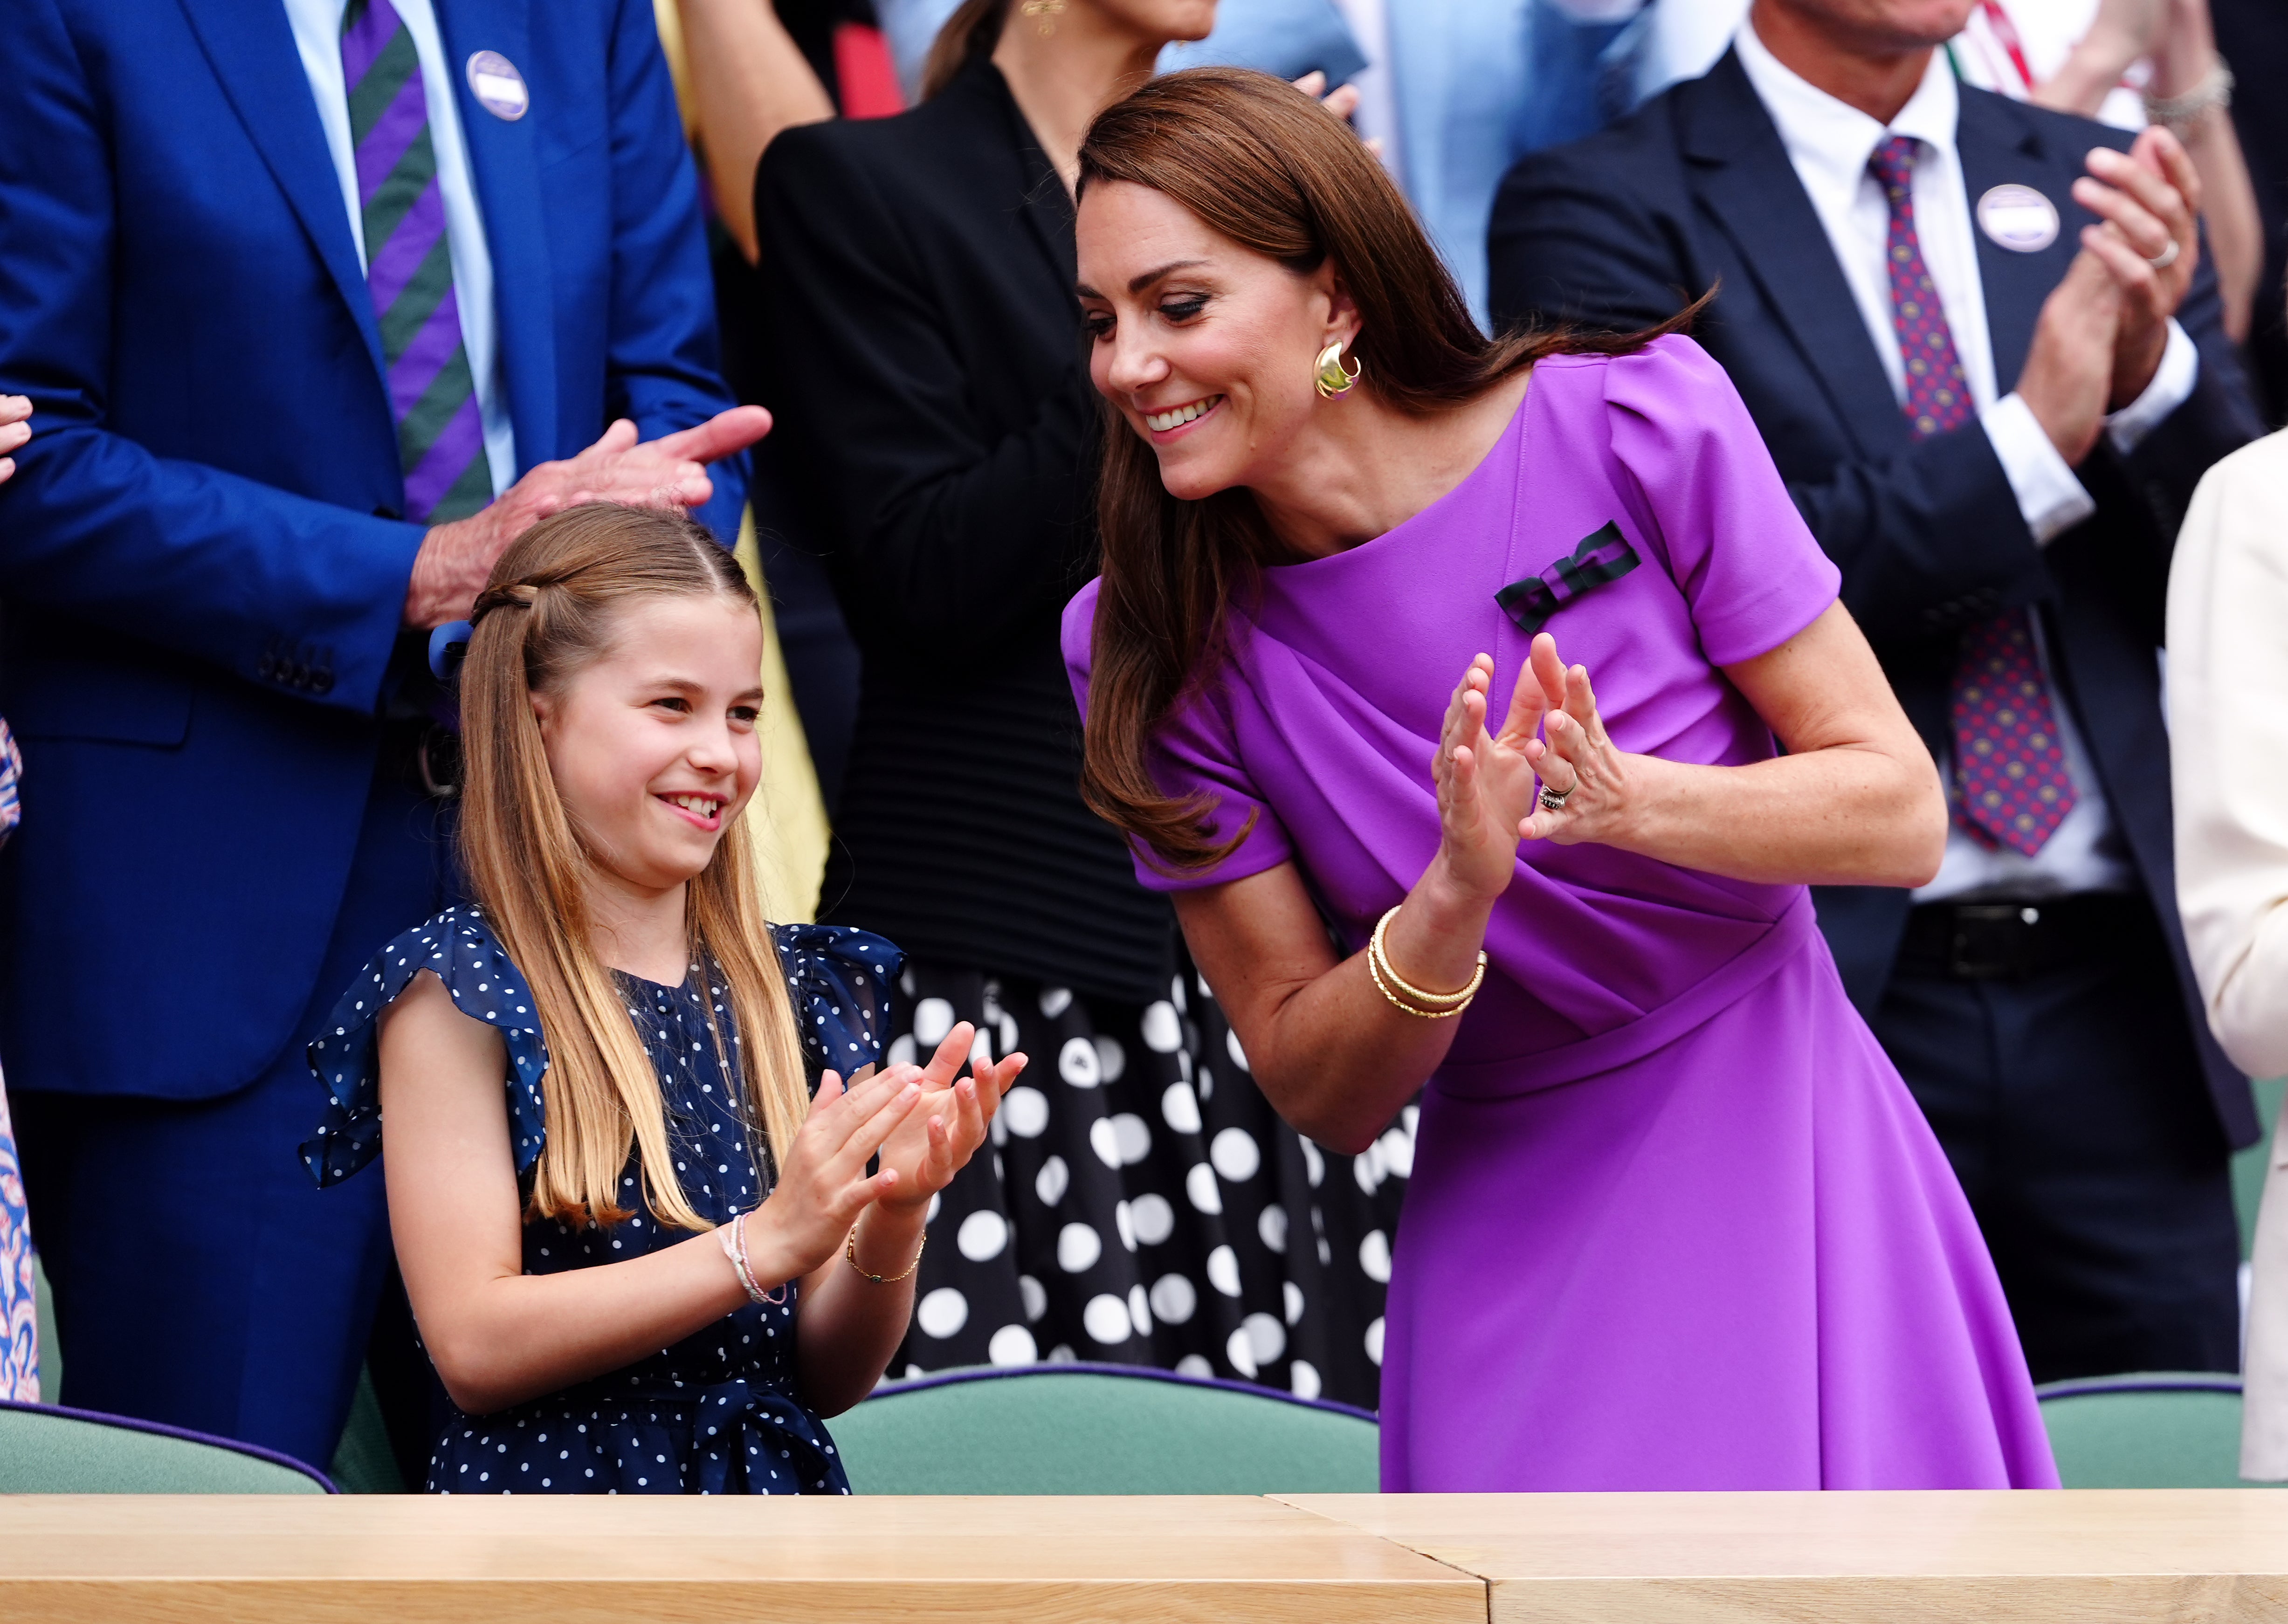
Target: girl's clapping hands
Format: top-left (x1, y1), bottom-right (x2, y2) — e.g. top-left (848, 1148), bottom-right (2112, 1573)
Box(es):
top-left (874, 1022), bottom-right (1026, 1219)
top-left (740, 1066), bottom-right (926, 1286)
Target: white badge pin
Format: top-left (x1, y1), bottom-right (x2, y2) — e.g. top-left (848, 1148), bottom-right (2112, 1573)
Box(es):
top-left (466, 50), bottom-right (529, 122)
top-left (1977, 183), bottom-right (2059, 253)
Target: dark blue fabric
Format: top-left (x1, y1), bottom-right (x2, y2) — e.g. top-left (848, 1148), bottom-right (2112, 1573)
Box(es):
top-left (303, 908), bottom-right (900, 1493)
top-left (1487, 50), bottom-right (2263, 1149)
top-left (0, 0), bottom-right (746, 1107)
top-left (12, 769), bottom-right (447, 1471)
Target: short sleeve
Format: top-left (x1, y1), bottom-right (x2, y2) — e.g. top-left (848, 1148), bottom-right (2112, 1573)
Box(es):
top-left (773, 922), bottom-right (904, 1079)
top-left (1062, 580), bottom-right (1296, 892)
top-left (300, 907), bottom-right (551, 1189)
top-left (1604, 335), bottom-right (1841, 667)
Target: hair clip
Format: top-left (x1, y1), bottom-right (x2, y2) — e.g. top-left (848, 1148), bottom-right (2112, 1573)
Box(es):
top-left (427, 619), bottom-right (475, 683)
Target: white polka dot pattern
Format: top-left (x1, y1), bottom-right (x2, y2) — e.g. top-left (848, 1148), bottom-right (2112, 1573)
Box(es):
top-left (873, 959), bottom-right (1410, 1411)
top-left (302, 906), bottom-right (905, 1495)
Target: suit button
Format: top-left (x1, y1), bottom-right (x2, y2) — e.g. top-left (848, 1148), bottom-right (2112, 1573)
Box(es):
top-left (311, 670), bottom-right (335, 696)
top-left (256, 654), bottom-right (276, 680)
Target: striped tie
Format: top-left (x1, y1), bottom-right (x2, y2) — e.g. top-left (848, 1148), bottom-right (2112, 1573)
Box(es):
top-left (342, 0), bottom-right (494, 524)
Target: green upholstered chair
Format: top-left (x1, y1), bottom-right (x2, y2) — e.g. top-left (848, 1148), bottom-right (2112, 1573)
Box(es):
top-left (830, 1363), bottom-right (1380, 1495)
top-left (0, 1399), bottom-right (332, 1493)
top-left (2035, 1373), bottom-right (2277, 1489)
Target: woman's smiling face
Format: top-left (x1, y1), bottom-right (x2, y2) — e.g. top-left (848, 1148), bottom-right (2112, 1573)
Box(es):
top-left (1076, 178), bottom-right (1355, 502)
top-left (531, 592), bottom-right (764, 895)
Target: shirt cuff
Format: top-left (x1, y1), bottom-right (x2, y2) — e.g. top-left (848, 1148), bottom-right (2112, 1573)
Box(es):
top-left (1982, 392), bottom-right (2096, 546)
top-left (2105, 319), bottom-right (2198, 456)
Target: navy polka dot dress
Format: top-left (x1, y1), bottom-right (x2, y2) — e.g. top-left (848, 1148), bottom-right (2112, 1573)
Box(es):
top-left (300, 906), bottom-right (902, 1494)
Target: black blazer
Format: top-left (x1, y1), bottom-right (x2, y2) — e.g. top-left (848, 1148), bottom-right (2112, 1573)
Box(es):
top-left (1488, 50), bottom-right (2263, 1146)
top-left (754, 55), bottom-right (1172, 1001)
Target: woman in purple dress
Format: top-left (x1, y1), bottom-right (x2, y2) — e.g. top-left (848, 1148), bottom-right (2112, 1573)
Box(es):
top-left (1059, 69), bottom-right (2057, 1492)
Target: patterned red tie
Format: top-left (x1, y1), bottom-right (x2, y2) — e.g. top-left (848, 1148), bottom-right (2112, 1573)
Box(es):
top-left (1870, 136), bottom-right (2076, 857)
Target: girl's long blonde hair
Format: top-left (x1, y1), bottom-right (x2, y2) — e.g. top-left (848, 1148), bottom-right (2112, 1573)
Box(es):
top-left (456, 503), bottom-right (810, 1234)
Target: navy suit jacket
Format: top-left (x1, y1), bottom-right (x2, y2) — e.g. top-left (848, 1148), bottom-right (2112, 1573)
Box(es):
top-left (1488, 51), bottom-right (2263, 1147)
top-left (0, 0), bottom-right (744, 1100)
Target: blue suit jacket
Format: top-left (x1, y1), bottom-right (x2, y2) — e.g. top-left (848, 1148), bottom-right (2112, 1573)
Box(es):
top-left (1489, 52), bottom-right (2264, 1147)
top-left (0, 0), bottom-right (744, 1100)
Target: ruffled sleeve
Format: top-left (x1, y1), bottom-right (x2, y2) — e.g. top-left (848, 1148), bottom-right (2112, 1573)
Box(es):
top-left (774, 922), bottom-right (903, 1081)
top-left (300, 907), bottom-right (551, 1189)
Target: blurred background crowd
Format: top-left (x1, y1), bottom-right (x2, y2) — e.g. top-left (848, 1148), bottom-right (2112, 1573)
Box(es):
top-left (1, 0), bottom-right (2285, 1490)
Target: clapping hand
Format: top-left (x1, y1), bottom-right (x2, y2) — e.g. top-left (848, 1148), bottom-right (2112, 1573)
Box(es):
top-left (1515, 631), bottom-right (1636, 846)
top-left (740, 1065), bottom-right (925, 1286)
top-left (872, 1022), bottom-right (1026, 1219)
top-left (1432, 651), bottom-right (1544, 900)
top-left (0, 395), bottom-right (29, 486)
top-left (2073, 126), bottom-right (2200, 407)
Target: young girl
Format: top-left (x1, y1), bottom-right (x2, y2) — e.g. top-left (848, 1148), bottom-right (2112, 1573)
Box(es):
top-left (301, 503), bottom-right (1021, 1493)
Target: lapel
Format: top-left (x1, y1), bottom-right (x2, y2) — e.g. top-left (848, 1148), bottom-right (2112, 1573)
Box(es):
top-left (1956, 88), bottom-right (2069, 393)
top-left (435, 0), bottom-right (555, 470)
top-left (963, 61), bottom-right (1077, 298)
top-left (174, 0), bottom-right (388, 396)
top-left (1679, 51), bottom-right (1908, 460)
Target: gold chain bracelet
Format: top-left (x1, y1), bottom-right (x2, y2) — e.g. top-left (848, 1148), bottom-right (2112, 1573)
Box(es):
top-left (1368, 905), bottom-right (1485, 1018)
top-left (845, 1224), bottom-right (925, 1284)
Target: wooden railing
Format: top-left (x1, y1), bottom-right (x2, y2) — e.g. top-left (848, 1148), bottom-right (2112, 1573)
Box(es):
top-left (4, 1488), bottom-right (2288, 1620)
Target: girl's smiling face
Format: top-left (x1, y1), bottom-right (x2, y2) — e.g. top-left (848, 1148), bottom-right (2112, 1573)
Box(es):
top-left (531, 592), bottom-right (765, 895)
top-left (1076, 177), bottom-right (1355, 502)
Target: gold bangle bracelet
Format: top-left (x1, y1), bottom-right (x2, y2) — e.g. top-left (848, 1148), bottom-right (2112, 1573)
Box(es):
top-left (1368, 936), bottom-right (1471, 1019)
top-left (1371, 906), bottom-right (1486, 1008)
top-left (846, 1224), bottom-right (925, 1284)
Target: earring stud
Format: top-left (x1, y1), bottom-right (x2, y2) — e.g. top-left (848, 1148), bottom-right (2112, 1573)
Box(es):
top-left (1020, 0), bottom-right (1065, 35)
top-left (1314, 340), bottom-right (1362, 399)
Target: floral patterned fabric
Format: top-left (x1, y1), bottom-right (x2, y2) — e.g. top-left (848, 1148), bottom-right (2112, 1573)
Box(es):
top-left (0, 719), bottom-right (36, 1402)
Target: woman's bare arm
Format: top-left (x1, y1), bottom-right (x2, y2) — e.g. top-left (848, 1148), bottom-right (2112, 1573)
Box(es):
top-left (1173, 600), bottom-right (1942, 1153)
top-left (673, 0), bottom-right (834, 263)
top-left (1527, 601), bottom-right (1946, 887)
top-left (379, 971), bottom-right (917, 1416)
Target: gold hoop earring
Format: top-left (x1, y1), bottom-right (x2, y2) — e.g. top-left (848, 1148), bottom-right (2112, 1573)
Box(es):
top-left (1315, 340), bottom-right (1363, 399)
top-left (1020, 0), bottom-right (1065, 35)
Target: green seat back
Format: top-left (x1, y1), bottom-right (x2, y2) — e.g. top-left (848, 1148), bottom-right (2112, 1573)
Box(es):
top-left (2036, 1374), bottom-right (2274, 1488)
top-left (0, 1401), bottom-right (331, 1493)
top-left (831, 1365), bottom-right (1379, 1494)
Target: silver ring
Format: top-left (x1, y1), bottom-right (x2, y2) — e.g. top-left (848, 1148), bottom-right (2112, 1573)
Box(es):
top-left (2146, 238), bottom-right (2180, 270)
top-left (1538, 784), bottom-right (1572, 813)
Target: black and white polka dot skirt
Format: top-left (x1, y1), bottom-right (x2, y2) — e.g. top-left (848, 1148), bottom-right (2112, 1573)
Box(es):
top-left (883, 951), bottom-right (1412, 1410)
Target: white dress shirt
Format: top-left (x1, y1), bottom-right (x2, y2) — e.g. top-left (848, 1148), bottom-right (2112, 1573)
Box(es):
top-left (282, 0), bottom-right (517, 500)
top-left (1736, 19), bottom-right (2199, 902)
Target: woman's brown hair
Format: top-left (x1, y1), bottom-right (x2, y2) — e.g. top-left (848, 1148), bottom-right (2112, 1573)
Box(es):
top-left (921, 0), bottom-right (1009, 99)
top-left (457, 504), bottom-right (811, 1233)
top-left (1074, 67), bottom-right (1701, 873)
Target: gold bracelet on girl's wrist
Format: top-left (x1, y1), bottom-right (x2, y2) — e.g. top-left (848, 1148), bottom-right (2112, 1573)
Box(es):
top-left (845, 1223), bottom-right (925, 1284)
top-left (1369, 905), bottom-right (1485, 1019)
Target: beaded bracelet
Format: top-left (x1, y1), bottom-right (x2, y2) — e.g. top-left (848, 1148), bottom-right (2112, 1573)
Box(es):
top-left (717, 1214), bottom-right (788, 1307)
top-left (845, 1224), bottom-right (925, 1284)
top-left (1368, 905), bottom-right (1485, 1019)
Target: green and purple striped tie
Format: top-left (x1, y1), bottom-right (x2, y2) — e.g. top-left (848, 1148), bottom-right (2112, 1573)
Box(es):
top-left (342, 0), bottom-right (494, 524)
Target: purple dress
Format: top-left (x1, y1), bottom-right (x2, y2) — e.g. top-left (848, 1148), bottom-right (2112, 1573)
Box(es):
top-left (1062, 338), bottom-right (2056, 1491)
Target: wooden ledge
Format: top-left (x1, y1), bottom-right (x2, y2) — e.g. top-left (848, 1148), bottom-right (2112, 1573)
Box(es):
top-left (1280, 1490), bottom-right (2288, 1622)
top-left (0, 1493), bottom-right (1482, 1623)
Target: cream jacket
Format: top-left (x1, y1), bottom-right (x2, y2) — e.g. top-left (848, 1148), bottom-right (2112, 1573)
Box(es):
top-left (2168, 428), bottom-right (2288, 1478)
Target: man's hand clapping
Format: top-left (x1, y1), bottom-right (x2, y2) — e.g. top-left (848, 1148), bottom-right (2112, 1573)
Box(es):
top-left (402, 405), bottom-right (772, 627)
top-left (2019, 126), bottom-right (2200, 467)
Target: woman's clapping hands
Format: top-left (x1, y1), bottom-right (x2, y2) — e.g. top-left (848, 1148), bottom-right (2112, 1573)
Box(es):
top-left (1432, 632), bottom-right (1636, 898)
